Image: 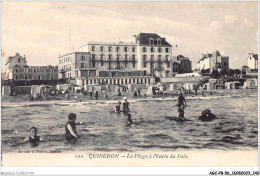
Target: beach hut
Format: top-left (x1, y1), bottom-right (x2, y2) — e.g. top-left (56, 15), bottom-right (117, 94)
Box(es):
top-left (247, 80), bottom-right (256, 89)
top-left (169, 83), bottom-right (178, 91)
top-left (31, 85), bottom-right (40, 95)
top-left (2, 86), bottom-right (11, 96)
top-left (146, 85), bottom-right (154, 96)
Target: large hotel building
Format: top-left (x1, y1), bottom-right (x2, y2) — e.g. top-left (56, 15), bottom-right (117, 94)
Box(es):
top-left (58, 33), bottom-right (173, 87)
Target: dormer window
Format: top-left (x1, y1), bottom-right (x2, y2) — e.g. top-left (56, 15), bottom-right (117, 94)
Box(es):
top-left (157, 38), bottom-right (161, 45)
top-left (149, 38), bottom-right (154, 45)
top-left (18, 58), bottom-right (21, 62)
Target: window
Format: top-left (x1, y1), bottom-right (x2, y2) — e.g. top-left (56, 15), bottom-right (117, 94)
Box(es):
top-left (100, 54), bottom-right (104, 66)
top-left (108, 46), bottom-right (112, 52)
top-left (158, 55), bottom-right (162, 62)
top-left (158, 48), bottom-right (162, 53)
top-left (157, 38), bottom-right (161, 45)
top-left (33, 69), bottom-right (36, 73)
top-left (166, 55), bottom-right (170, 68)
top-left (51, 75), bottom-right (54, 80)
top-left (124, 55), bottom-right (128, 67)
top-left (42, 69), bottom-right (45, 72)
top-left (92, 46), bottom-right (95, 51)
top-left (158, 55), bottom-right (162, 69)
top-left (91, 54), bottom-right (96, 67)
top-left (100, 46), bottom-right (103, 51)
top-left (51, 69), bottom-right (54, 73)
top-left (151, 55), bottom-right (154, 62)
top-left (150, 47), bottom-right (154, 52)
top-left (81, 56), bottom-right (85, 61)
top-left (18, 58), bottom-right (21, 62)
top-left (132, 55), bottom-right (136, 67)
top-left (108, 55), bottom-right (112, 69)
top-left (116, 55), bottom-right (120, 69)
top-left (108, 54), bottom-right (112, 60)
top-left (116, 46), bottom-right (120, 52)
top-left (143, 47), bottom-right (147, 52)
top-left (151, 55), bottom-right (154, 69)
top-left (149, 38), bottom-right (154, 45)
top-left (15, 76), bottom-right (18, 80)
top-left (143, 55), bottom-right (147, 67)
top-left (132, 47), bottom-right (135, 52)
top-left (124, 47), bottom-right (128, 52)
top-left (25, 75), bottom-right (28, 80)
top-left (133, 78), bottom-right (135, 83)
top-left (38, 75), bottom-right (41, 80)
top-left (165, 48), bottom-right (169, 53)
top-left (81, 63), bottom-right (84, 68)
top-left (165, 71), bottom-right (169, 77)
top-left (24, 69), bottom-right (28, 72)
top-left (15, 69), bottom-right (18, 73)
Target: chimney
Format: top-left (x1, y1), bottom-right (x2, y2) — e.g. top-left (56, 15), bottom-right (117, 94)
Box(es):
top-left (24, 55), bottom-right (26, 61)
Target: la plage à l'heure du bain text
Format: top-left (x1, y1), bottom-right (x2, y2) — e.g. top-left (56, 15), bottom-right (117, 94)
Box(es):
top-left (86, 153), bottom-right (188, 159)
top-left (17, 150), bottom-right (188, 159)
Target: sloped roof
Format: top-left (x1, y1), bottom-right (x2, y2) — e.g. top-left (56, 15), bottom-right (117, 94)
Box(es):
top-left (136, 33), bottom-right (171, 46)
top-left (253, 54), bottom-right (258, 60)
top-left (247, 53), bottom-right (258, 61)
top-left (5, 53), bottom-right (27, 65)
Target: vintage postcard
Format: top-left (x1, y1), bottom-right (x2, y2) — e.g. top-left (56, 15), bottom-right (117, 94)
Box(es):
top-left (1, 1), bottom-right (258, 170)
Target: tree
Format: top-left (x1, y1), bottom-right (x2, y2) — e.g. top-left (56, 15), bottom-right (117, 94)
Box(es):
top-left (228, 69), bottom-right (235, 76)
top-left (219, 69), bottom-right (227, 77)
top-left (211, 70), bottom-right (219, 78)
top-left (234, 69), bottom-right (241, 75)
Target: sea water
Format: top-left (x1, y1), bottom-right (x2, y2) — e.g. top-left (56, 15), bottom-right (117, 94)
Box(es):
top-left (1, 90), bottom-right (258, 152)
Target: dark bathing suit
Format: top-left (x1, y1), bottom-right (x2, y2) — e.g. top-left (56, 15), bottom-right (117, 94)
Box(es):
top-left (198, 113), bottom-right (217, 121)
top-left (177, 95), bottom-right (185, 107)
top-left (65, 121), bottom-right (77, 143)
top-left (115, 105), bottom-right (120, 113)
top-left (123, 102), bottom-right (130, 114)
top-left (29, 136), bottom-right (40, 144)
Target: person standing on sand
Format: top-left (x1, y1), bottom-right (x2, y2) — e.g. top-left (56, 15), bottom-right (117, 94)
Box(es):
top-left (89, 90), bottom-right (93, 99)
top-left (95, 90), bottom-right (98, 100)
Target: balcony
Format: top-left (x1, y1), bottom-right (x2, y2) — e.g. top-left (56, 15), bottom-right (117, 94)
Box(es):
top-left (58, 68), bottom-right (71, 73)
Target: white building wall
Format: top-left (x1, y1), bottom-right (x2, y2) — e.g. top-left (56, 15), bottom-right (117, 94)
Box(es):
top-left (247, 56), bottom-right (258, 69)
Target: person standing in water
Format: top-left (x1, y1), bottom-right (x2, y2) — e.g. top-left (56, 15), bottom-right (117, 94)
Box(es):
top-left (115, 101), bottom-right (121, 113)
top-left (198, 108), bottom-right (217, 121)
top-left (125, 113), bottom-right (133, 125)
top-left (177, 92), bottom-right (186, 108)
top-left (24, 127), bottom-right (43, 145)
top-left (176, 105), bottom-right (186, 121)
top-left (122, 97), bottom-right (130, 115)
top-left (65, 113), bottom-right (84, 143)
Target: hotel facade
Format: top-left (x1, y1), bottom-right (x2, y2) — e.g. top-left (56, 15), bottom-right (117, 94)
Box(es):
top-left (58, 33), bottom-right (173, 87)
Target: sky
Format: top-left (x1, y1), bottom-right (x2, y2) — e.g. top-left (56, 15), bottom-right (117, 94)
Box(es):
top-left (1, 1), bottom-right (258, 70)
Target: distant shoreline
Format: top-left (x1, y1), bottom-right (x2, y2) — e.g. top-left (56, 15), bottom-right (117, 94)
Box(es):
top-left (1, 89), bottom-right (257, 105)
